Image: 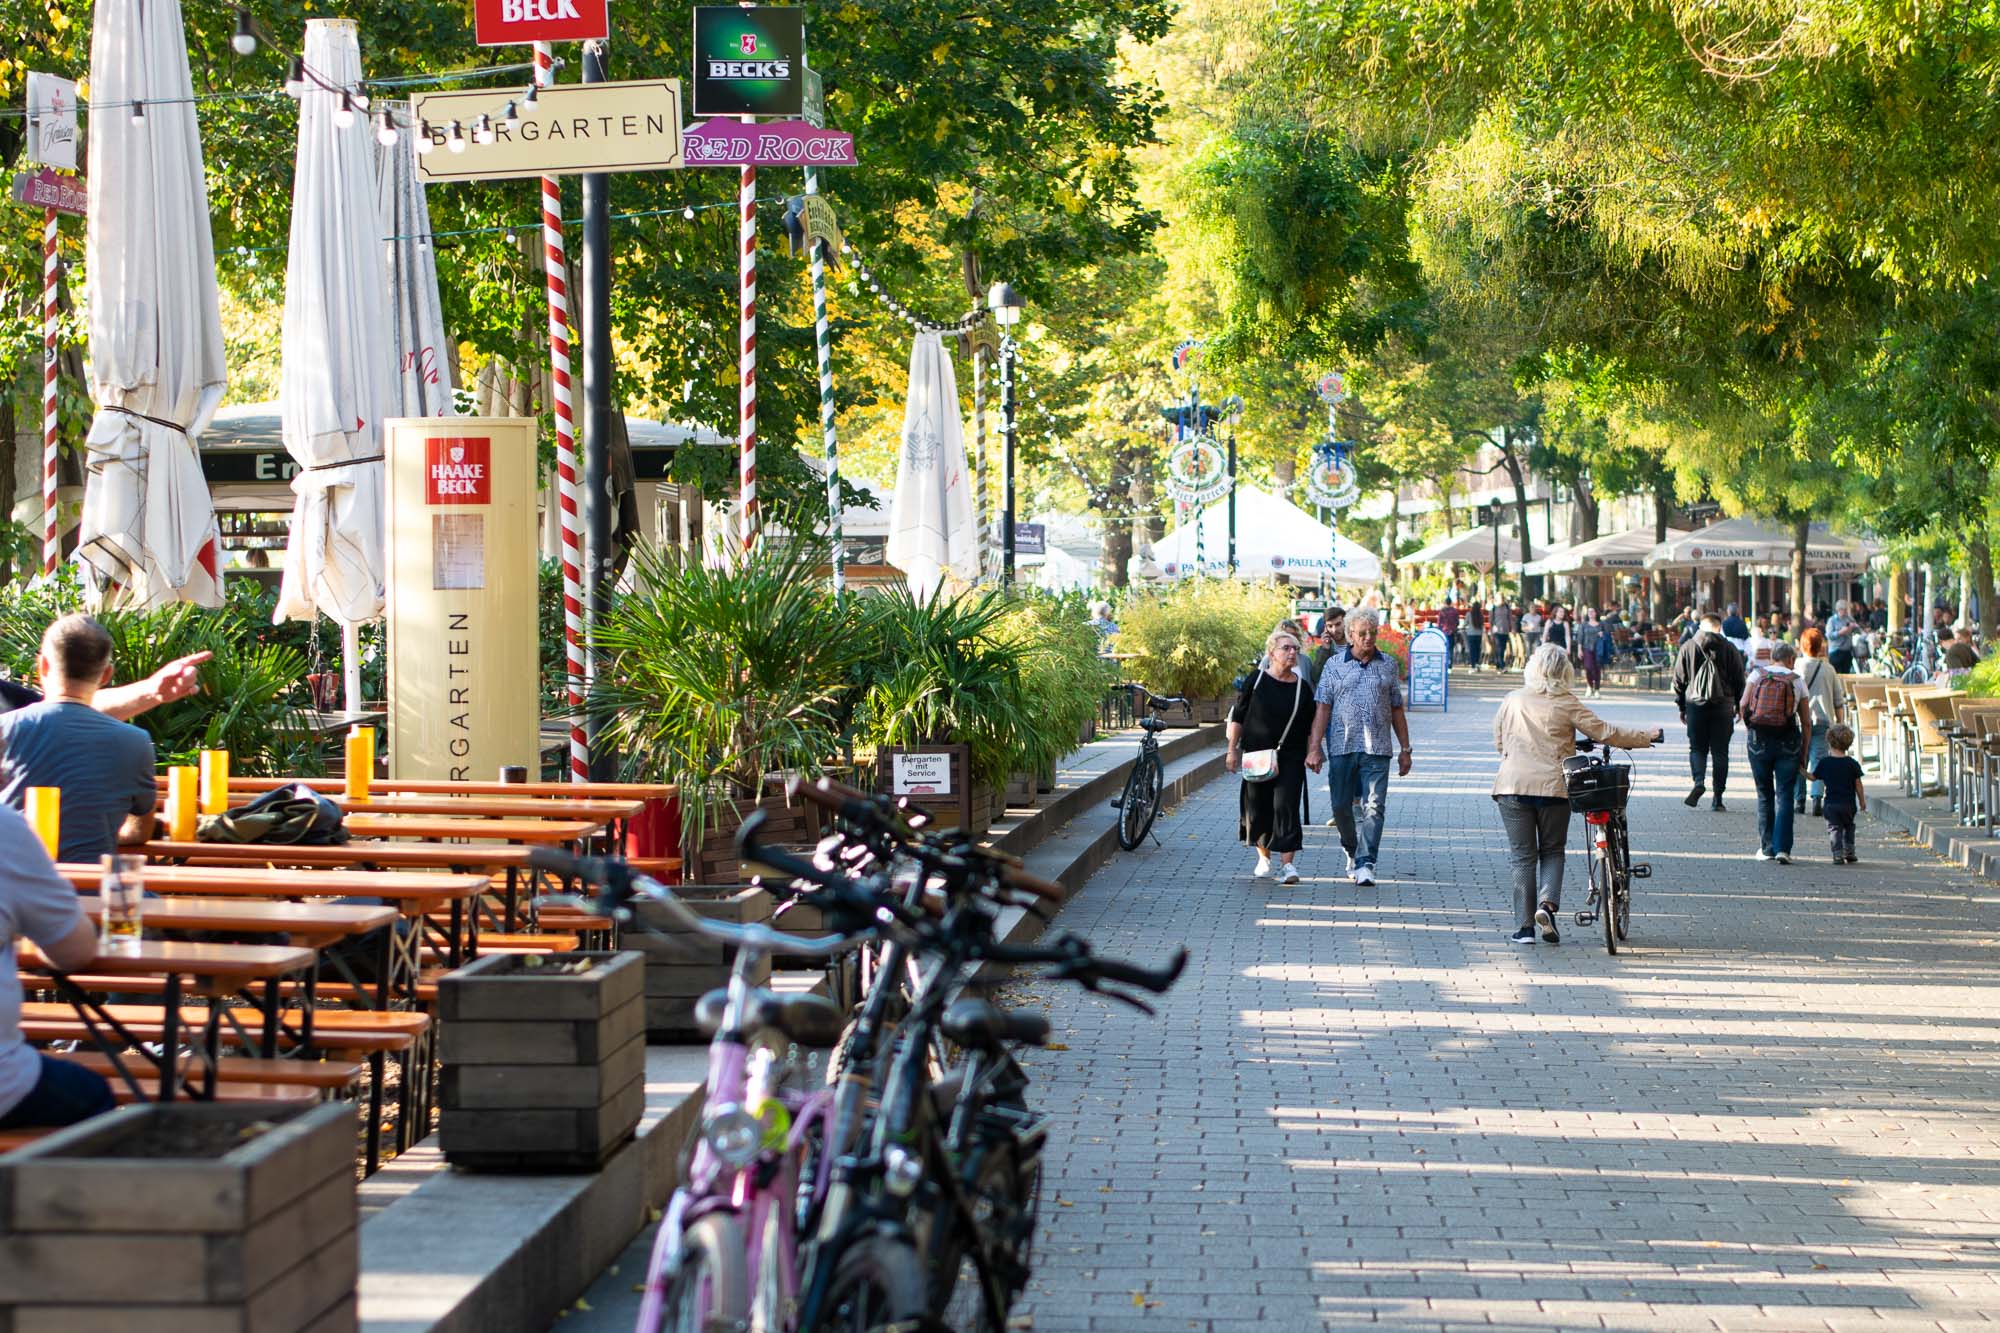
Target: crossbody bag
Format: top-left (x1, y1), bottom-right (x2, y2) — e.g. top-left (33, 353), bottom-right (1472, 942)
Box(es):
top-left (1240, 670), bottom-right (1303, 784)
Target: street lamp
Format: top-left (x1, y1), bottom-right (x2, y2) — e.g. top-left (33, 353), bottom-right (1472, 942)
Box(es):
top-left (988, 281), bottom-right (1024, 585)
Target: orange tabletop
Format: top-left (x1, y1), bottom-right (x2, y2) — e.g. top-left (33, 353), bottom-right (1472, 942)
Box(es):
top-left (342, 814), bottom-right (603, 843)
top-left (75, 896), bottom-right (396, 945)
top-left (19, 938), bottom-right (317, 983)
top-left (305, 795), bottom-right (642, 820)
top-left (162, 775), bottom-right (675, 799)
top-left (77, 860), bottom-right (488, 908)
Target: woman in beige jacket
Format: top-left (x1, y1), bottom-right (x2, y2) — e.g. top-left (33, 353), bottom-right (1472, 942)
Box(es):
top-left (1493, 644), bottom-right (1661, 944)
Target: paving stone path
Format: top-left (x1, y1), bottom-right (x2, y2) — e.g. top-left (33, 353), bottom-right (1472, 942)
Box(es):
top-left (1007, 677), bottom-right (2000, 1333)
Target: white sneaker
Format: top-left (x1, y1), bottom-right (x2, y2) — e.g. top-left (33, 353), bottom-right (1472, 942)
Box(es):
top-left (1352, 865), bottom-right (1376, 886)
top-left (1279, 865), bottom-right (1300, 884)
top-left (1754, 849), bottom-right (1773, 861)
top-left (1253, 855), bottom-right (1271, 878)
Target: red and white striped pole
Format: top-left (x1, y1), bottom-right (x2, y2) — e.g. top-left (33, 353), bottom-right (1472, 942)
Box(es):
top-left (41, 206), bottom-right (59, 576)
top-left (738, 151), bottom-right (758, 558)
top-left (536, 42), bottom-right (588, 783)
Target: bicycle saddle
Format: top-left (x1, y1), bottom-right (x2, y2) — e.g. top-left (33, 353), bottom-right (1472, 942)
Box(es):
top-left (694, 987), bottom-right (847, 1047)
top-left (939, 998), bottom-right (1051, 1051)
top-left (1139, 716), bottom-right (1170, 733)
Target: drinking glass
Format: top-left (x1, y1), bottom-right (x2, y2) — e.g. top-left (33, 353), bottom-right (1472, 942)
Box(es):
top-left (99, 854), bottom-right (145, 954)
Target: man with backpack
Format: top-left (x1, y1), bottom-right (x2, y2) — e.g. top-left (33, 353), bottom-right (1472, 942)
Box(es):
top-left (1672, 613), bottom-right (1748, 812)
top-left (1739, 641), bottom-right (1814, 863)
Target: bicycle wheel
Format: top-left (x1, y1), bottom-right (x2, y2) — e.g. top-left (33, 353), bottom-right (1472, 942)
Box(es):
top-left (1593, 854), bottom-right (1618, 956)
top-left (821, 1234), bottom-right (931, 1332)
top-left (641, 1214), bottom-right (749, 1333)
top-left (1611, 824), bottom-right (1632, 942)
top-left (1116, 754), bottom-right (1162, 850)
top-left (930, 1137), bottom-right (1041, 1332)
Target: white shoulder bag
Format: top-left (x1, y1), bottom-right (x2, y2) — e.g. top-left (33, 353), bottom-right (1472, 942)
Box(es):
top-left (1240, 671), bottom-right (1303, 784)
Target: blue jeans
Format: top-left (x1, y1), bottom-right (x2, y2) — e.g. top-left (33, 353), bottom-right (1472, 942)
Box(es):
top-left (1747, 730), bottom-right (1802, 856)
top-left (1796, 727), bottom-right (1831, 802)
top-left (1325, 752), bottom-right (1392, 868)
top-left (0, 1053), bottom-right (117, 1130)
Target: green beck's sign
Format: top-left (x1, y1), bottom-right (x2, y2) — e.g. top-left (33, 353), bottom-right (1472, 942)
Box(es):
top-left (692, 6), bottom-right (806, 118)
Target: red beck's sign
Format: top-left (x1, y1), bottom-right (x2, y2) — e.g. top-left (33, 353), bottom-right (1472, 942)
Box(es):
top-left (474, 0), bottom-right (608, 46)
top-left (426, 437), bottom-right (493, 505)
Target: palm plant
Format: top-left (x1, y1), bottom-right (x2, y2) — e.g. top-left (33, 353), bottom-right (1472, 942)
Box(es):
top-left (590, 540), bottom-right (863, 846)
top-left (989, 594), bottom-right (1118, 779)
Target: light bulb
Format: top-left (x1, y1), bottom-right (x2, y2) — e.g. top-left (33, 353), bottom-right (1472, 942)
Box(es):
top-left (232, 8), bottom-right (257, 55)
top-left (447, 121), bottom-right (466, 153)
top-left (130, 100), bottom-right (146, 124)
top-left (284, 56), bottom-right (305, 98)
top-left (523, 81), bottom-right (540, 108)
top-left (683, 206), bottom-right (696, 220)
top-left (473, 114), bottom-right (493, 144)
top-left (333, 91), bottom-right (356, 128)
top-left (416, 120), bottom-right (436, 155)
top-left (375, 112), bottom-right (398, 146)
top-left (504, 100), bottom-right (519, 123)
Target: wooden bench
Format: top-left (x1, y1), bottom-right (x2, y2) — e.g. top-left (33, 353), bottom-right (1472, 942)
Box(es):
top-left (0, 1127), bottom-right (54, 1153)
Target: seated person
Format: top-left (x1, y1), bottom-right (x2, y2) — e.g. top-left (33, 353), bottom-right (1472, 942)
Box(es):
top-left (1942, 626), bottom-right (1981, 671)
top-left (0, 645), bottom-right (208, 720)
top-left (0, 804), bottom-right (115, 1129)
top-left (0, 616), bottom-right (160, 863)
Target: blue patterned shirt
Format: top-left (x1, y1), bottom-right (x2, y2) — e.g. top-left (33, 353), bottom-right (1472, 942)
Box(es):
top-left (1313, 647), bottom-right (1405, 756)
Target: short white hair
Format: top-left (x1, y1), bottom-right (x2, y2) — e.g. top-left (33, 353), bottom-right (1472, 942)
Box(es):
top-left (1522, 643), bottom-right (1576, 697)
top-left (1347, 608), bottom-right (1382, 634)
top-left (1266, 629), bottom-right (1303, 655)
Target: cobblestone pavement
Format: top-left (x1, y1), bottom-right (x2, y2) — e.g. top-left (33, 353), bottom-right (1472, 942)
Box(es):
top-left (1007, 676), bottom-right (2000, 1333)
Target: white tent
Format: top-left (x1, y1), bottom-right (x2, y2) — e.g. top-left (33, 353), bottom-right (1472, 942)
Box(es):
top-left (1526, 527), bottom-right (1663, 576)
top-left (884, 332), bottom-right (977, 596)
top-left (275, 19), bottom-right (400, 710)
top-left (1029, 545), bottom-right (1094, 592)
top-left (1645, 517), bottom-right (1879, 571)
top-left (1154, 486), bottom-right (1382, 586)
top-left (1400, 525), bottom-right (1523, 569)
top-left (76, 0), bottom-right (227, 607)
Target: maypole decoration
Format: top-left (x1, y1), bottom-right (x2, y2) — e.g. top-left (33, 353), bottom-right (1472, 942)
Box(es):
top-left (1163, 434), bottom-right (1230, 575)
top-left (41, 205), bottom-right (58, 575)
top-left (20, 73), bottom-right (80, 576)
top-left (1306, 370), bottom-right (1361, 587)
top-left (969, 321), bottom-right (1001, 581)
top-left (797, 66), bottom-right (843, 593)
top-left (534, 42), bottom-right (589, 783)
top-left (738, 152), bottom-right (759, 557)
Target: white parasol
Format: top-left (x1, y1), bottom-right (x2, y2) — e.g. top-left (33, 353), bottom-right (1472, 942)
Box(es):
top-left (1644, 516), bottom-right (1879, 571)
top-left (884, 331), bottom-right (977, 597)
top-left (1154, 486), bottom-right (1383, 586)
top-left (276, 20), bottom-right (399, 711)
top-left (76, 0), bottom-right (227, 607)
top-left (376, 102), bottom-right (453, 418)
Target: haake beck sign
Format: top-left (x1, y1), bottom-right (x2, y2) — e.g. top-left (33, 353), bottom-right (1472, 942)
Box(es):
top-left (427, 437), bottom-right (492, 504)
top-left (475, 0), bottom-right (607, 46)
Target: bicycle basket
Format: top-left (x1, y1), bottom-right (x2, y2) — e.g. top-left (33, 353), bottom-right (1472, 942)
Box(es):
top-left (1562, 754), bottom-right (1631, 813)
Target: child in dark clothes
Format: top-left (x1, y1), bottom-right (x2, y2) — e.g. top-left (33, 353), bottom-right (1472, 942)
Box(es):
top-left (1812, 724), bottom-right (1866, 864)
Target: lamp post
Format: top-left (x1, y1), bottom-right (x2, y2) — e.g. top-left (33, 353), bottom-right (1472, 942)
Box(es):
top-left (988, 281), bottom-right (1024, 585)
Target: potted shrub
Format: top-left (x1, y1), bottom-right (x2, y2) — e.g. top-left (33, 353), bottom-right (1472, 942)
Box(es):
top-left (593, 542), bottom-right (862, 882)
top-left (622, 885), bottom-right (774, 1038)
top-left (0, 1101), bottom-right (357, 1330)
top-left (1116, 580), bottom-right (1289, 722)
top-left (991, 593), bottom-right (1118, 795)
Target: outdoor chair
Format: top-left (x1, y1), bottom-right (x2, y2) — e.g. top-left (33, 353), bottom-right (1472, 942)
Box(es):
top-left (1943, 701), bottom-right (2000, 821)
top-left (1905, 690), bottom-right (1962, 797)
top-left (1974, 710), bottom-right (2000, 838)
top-left (1849, 678), bottom-right (1891, 768)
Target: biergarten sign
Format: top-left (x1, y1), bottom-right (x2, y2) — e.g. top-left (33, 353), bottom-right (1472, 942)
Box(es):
top-left (9, 168), bottom-right (85, 217)
top-left (1164, 435), bottom-right (1230, 506)
top-left (692, 6), bottom-right (807, 117)
top-left (410, 80), bottom-right (684, 181)
top-left (473, 0), bottom-right (608, 46)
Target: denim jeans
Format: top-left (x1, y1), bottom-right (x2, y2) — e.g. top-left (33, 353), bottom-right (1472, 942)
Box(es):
top-left (1824, 802), bottom-right (1857, 858)
top-left (1494, 796), bottom-right (1570, 929)
top-left (0, 1053), bottom-right (117, 1130)
top-left (1747, 729), bottom-right (1802, 855)
top-left (1326, 751), bottom-right (1392, 867)
top-left (1796, 727), bottom-right (1831, 803)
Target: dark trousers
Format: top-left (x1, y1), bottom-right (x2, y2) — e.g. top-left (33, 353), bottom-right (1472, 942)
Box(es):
top-left (1495, 796), bottom-right (1570, 929)
top-left (1463, 631), bottom-right (1483, 668)
top-left (1686, 707), bottom-right (1734, 793)
top-left (1825, 802), bottom-right (1857, 858)
top-left (0, 1053), bottom-right (116, 1130)
top-left (1240, 758), bottom-right (1307, 855)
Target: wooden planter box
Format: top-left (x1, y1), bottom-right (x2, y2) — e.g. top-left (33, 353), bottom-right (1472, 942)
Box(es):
top-left (877, 744), bottom-right (998, 835)
top-left (624, 885), bottom-right (774, 1039)
top-left (1003, 769), bottom-right (1038, 810)
top-left (437, 950), bottom-right (645, 1170)
top-left (683, 787), bottom-right (814, 885)
top-left (0, 1101), bottom-right (357, 1332)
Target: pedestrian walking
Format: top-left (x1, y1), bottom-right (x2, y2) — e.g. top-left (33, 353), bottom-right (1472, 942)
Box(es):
top-left (1228, 629), bottom-right (1314, 884)
top-left (1464, 600), bottom-right (1486, 669)
top-left (1741, 640), bottom-right (1813, 863)
top-left (1489, 599), bottom-right (1514, 670)
top-left (1812, 724), bottom-right (1866, 864)
top-left (1794, 627), bottom-right (1843, 815)
top-left (1492, 644), bottom-right (1660, 944)
top-left (1578, 607), bottom-right (1607, 698)
top-left (1437, 599), bottom-right (1461, 666)
top-left (1671, 613), bottom-right (1748, 812)
top-left (1305, 609), bottom-right (1412, 886)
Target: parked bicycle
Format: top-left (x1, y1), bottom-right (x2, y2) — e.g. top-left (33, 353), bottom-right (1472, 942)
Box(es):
top-left (1112, 683), bottom-right (1191, 850)
top-left (1562, 736), bottom-right (1652, 955)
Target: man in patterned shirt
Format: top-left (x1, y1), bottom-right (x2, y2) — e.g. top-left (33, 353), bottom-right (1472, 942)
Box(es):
top-left (1306, 609), bottom-right (1413, 886)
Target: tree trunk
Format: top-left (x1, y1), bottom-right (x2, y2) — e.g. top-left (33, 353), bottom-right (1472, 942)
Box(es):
top-left (1130, 454), bottom-right (1159, 558)
top-left (1382, 490), bottom-right (1401, 588)
top-left (1498, 427), bottom-right (1533, 575)
top-left (1790, 514), bottom-right (1809, 625)
top-left (1103, 446), bottom-right (1136, 587)
top-left (1972, 533), bottom-right (1996, 643)
top-left (1438, 480), bottom-right (1455, 536)
top-left (1272, 452), bottom-right (1297, 493)
top-left (1573, 475), bottom-right (1599, 543)
top-left (1654, 490), bottom-right (1671, 542)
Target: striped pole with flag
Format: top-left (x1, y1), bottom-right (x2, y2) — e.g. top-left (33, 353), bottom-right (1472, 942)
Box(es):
top-left (739, 152), bottom-right (759, 557)
top-left (41, 206), bottom-right (58, 575)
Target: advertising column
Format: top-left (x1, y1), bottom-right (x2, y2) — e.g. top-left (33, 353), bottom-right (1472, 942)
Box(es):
top-left (384, 417), bottom-right (541, 779)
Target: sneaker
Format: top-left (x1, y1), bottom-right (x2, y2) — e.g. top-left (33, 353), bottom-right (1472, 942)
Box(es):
top-left (1534, 903), bottom-right (1560, 944)
top-left (1352, 865), bottom-right (1377, 886)
top-left (1279, 865), bottom-right (1300, 885)
top-left (1754, 848), bottom-right (1773, 861)
top-left (1712, 798), bottom-right (1727, 812)
top-left (1684, 784), bottom-right (1705, 808)
top-left (1253, 855), bottom-right (1271, 878)
top-left (1845, 853), bottom-right (1860, 864)
top-left (1775, 853), bottom-right (1791, 865)
top-left (1508, 927), bottom-right (1537, 944)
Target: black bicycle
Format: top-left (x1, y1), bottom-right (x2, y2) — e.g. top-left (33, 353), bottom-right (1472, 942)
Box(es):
top-left (1563, 737), bottom-right (1651, 954)
top-left (1113, 684), bottom-right (1190, 850)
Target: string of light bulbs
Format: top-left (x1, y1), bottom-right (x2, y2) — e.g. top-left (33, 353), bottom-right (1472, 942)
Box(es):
top-left (838, 239), bottom-right (989, 334)
top-left (1007, 356), bottom-right (1119, 509)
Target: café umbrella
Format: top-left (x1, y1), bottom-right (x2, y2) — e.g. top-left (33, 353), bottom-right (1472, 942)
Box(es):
top-left (884, 331), bottom-right (978, 597)
top-left (376, 106), bottom-right (453, 419)
top-left (75, 0), bottom-right (227, 607)
top-left (275, 19), bottom-right (399, 712)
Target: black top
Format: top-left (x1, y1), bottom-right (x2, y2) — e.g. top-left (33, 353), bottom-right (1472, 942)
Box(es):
top-left (1231, 670), bottom-right (1313, 758)
top-left (1672, 630), bottom-right (1748, 715)
top-left (1813, 754), bottom-right (1864, 808)
top-left (1544, 620), bottom-right (1570, 649)
top-left (0, 679), bottom-right (40, 715)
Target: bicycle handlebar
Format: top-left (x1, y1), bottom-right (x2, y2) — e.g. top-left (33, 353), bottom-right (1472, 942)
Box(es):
top-left (787, 777), bottom-right (1066, 902)
top-left (1118, 682), bottom-right (1192, 715)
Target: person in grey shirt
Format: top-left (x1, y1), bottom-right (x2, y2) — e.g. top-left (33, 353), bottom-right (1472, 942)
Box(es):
top-left (1305, 609), bottom-right (1412, 885)
top-left (0, 615), bottom-right (158, 863)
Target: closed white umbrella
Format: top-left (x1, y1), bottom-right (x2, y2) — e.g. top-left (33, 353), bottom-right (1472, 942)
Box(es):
top-left (76, 0), bottom-right (227, 607)
top-left (276, 20), bottom-right (399, 711)
top-left (376, 103), bottom-right (453, 418)
top-left (884, 331), bottom-right (977, 597)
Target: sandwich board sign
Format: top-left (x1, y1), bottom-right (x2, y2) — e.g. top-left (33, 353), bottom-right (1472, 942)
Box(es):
top-left (1406, 626), bottom-right (1450, 711)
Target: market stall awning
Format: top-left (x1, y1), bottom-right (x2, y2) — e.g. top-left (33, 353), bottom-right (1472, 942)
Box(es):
top-left (1645, 517), bottom-right (1880, 571)
top-left (1527, 527), bottom-right (1666, 576)
top-left (1401, 525), bottom-right (1525, 570)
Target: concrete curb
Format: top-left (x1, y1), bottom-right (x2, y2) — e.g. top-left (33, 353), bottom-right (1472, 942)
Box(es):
top-left (1870, 792), bottom-right (2000, 877)
top-left (356, 724), bottom-right (1229, 1333)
